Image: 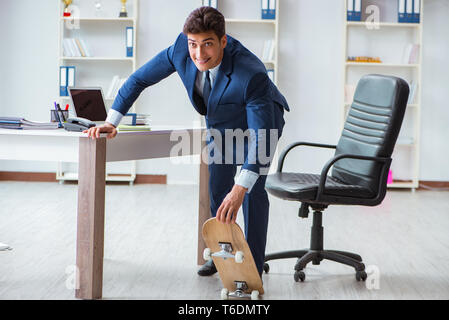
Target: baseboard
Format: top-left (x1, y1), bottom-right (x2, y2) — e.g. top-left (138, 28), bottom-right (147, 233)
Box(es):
top-left (0, 171), bottom-right (167, 184)
top-left (418, 181), bottom-right (449, 190)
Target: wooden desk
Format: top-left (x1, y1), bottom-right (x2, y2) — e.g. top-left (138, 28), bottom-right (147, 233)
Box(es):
top-left (0, 127), bottom-right (210, 299)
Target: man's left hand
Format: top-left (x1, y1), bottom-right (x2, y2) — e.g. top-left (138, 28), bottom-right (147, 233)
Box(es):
top-left (216, 184), bottom-right (248, 224)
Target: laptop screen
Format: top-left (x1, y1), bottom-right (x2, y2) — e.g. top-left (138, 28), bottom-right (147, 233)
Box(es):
top-left (69, 88), bottom-right (108, 121)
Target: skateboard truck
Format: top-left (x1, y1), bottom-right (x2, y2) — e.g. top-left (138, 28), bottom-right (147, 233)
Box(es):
top-left (204, 242), bottom-right (245, 263)
top-left (221, 281), bottom-right (260, 300)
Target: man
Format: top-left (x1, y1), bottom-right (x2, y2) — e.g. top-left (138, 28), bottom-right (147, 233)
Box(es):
top-left (84, 6), bottom-right (289, 277)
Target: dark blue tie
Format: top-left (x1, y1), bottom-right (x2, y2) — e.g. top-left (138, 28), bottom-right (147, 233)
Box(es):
top-left (203, 70), bottom-right (211, 107)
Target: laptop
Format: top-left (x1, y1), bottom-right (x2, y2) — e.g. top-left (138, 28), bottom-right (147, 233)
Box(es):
top-left (69, 88), bottom-right (108, 121)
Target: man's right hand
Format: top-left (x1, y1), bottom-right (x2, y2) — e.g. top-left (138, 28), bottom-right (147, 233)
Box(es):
top-left (83, 122), bottom-right (118, 140)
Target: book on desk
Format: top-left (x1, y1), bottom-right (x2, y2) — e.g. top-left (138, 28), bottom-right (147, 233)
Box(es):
top-left (0, 117), bottom-right (59, 130)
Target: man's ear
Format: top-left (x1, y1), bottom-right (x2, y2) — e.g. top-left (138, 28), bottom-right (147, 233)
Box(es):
top-left (221, 34), bottom-right (227, 48)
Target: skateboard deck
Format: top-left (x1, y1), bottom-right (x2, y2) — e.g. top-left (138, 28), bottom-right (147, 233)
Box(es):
top-left (202, 218), bottom-right (264, 298)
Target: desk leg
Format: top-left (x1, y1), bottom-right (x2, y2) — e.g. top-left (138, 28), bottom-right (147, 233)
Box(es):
top-left (197, 136), bottom-right (210, 265)
top-left (75, 137), bottom-right (106, 299)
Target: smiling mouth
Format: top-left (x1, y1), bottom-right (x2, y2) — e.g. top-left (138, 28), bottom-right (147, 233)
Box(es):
top-left (196, 58), bottom-right (210, 64)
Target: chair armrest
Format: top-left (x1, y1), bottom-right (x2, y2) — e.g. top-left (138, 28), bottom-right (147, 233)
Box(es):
top-left (316, 154), bottom-right (392, 202)
top-left (277, 142), bottom-right (337, 172)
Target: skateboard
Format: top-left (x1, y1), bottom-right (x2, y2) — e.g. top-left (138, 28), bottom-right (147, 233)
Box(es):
top-left (202, 217), bottom-right (264, 300)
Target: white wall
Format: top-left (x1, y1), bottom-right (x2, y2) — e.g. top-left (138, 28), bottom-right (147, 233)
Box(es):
top-left (0, 0), bottom-right (448, 182)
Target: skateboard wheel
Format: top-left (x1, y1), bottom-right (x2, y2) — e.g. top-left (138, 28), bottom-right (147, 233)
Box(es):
top-left (203, 248), bottom-right (211, 261)
top-left (251, 290), bottom-right (259, 300)
top-left (221, 288), bottom-right (229, 300)
top-left (234, 251), bottom-right (244, 263)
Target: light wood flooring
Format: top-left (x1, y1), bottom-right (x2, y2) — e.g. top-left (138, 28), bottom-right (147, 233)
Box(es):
top-left (0, 181), bottom-right (448, 300)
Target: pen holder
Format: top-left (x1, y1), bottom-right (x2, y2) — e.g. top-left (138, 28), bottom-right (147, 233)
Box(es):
top-left (50, 110), bottom-right (69, 122)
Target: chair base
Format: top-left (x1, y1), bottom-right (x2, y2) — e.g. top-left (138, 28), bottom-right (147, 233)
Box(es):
top-left (264, 207), bottom-right (368, 282)
top-left (264, 249), bottom-right (367, 282)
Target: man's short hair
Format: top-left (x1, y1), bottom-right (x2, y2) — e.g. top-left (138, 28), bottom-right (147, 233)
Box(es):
top-left (183, 6), bottom-right (226, 40)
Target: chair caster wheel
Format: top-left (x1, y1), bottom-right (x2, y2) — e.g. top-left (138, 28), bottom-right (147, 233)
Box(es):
top-left (356, 270), bottom-right (367, 281)
top-left (294, 270), bottom-right (305, 282)
top-left (263, 263), bottom-right (270, 274)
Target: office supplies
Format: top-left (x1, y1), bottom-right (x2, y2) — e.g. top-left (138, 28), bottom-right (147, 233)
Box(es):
top-left (67, 66), bottom-right (76, 90)
top-left (413, 0), bottom-right (420, 23)
top-left (117, 124), bottom-right (151, 132)
top-left (406, 0), bottom-right (413, 22)
top-left (354, 0), bottom-right (361, 21)
top-left (268, 0), bottom-right (276, 19)
top-left (69, 88), bottom-right (108, 121)
top-left (0, 117), bottom-right (59, 130)
top-left (57, 103), bottom-right (66, 122)
top-left (398, 0), bottom-right (406, 23)
top-left (203, 218), bottom-right (263, 300)
top-left (347, 0), bottom-right (354, 21)
top-left (64, 117), bottom-right (96, 132)
top-left (261, 0), bottom-right (269, 19)
top-left (0, 242), bottom-right (12, 251)
top-left (126, 27), bottom-right (134, 57)
top-left (54, 103), bottom-right (63, 128)
top-left (60, 66), bottom-right (68, 96)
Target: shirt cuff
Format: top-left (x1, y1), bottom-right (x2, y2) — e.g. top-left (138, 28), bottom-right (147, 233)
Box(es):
top-left (235, 169), bottom-right (260, 193)
top-left (105, 109), bottom-right (124, 127)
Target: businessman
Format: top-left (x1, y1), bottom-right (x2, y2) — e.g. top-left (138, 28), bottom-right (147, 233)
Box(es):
top-left (85, 6), bottom-right (289, 277)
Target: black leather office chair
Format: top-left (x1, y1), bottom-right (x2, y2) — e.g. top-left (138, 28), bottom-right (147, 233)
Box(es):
top-left (264, 74), bottom-right (409, 282)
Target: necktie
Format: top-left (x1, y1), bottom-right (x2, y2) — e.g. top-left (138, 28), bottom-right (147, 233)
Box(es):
top-left (203, 70), bottom-right (211, 107)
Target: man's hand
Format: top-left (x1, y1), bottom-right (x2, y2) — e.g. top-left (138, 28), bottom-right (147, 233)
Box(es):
top-left (83, 122), bottom-right (118, 140)
top-left (216, 184), bottom-right (248, 224)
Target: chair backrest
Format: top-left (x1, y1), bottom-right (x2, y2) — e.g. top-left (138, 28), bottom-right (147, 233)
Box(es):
top-left (332, 74), bottom-right (409, 192)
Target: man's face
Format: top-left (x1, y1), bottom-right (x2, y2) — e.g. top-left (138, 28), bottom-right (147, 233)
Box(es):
top-left (187, 31), bottom-right (227, 72)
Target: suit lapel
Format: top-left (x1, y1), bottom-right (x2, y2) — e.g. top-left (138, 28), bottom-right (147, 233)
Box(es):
top-left (186, 58), bottom-right (198, 102)
top-left (208, 47), bottom-right (233, 115)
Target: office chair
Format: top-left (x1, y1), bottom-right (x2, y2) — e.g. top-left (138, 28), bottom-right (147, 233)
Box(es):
top-left (264, 74), bottom-right (409, 282)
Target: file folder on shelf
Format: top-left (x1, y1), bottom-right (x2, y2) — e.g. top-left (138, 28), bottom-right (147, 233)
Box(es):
top-left (261, 0), bottom-right (270, 19)
top-left (406, 0), bottom-right (413, 22)
top-left (67, 66), bottom-right (76, 91)
top-left (347, 0), bottom-right (354, 21)
top-left (398, 0), bottom-right (407, 23)
top-left (353, 0), bottom-right (361, 21)
top-left (413, 0), bottom-right (420, 23)
top-left (60, 66), bottom-right (68, 97)
top-left (202, 0), bottom-right (217, 8)
top-left (126, 27), bottom-right (134, 58)
top-left (268, 0), bottom-right (276, 20)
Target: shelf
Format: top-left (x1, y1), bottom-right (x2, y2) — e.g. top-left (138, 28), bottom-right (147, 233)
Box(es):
top-left (57, 172), bottom-right (135, 182)
top-left (387, 181), bottom-right (418, 189)
top-left (59, 96), bottom-right (114, 101)
top-left (346, 21), bottom-right (421, 28)
top-left (225, 18), bottom-right (276, 24)
top-left (61, 17), bottom-right (136, 22)
top-left (60, 57), bottom-right (134, 61)
top-left (346, 62), bottom-right (419, 68)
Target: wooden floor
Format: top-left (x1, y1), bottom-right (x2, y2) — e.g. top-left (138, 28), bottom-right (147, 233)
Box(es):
top-left (0, 181), bottom-right (448, 300)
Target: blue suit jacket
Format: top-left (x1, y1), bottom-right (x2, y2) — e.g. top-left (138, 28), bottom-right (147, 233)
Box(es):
top-left (111, 33), bottom-right (290, 175)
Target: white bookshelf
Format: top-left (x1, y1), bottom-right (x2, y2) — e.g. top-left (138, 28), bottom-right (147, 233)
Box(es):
top-left (218, 0), bottom-right (280, 86)
top-left (342, 0), bottom-right (423, 190)
top-left (218, 0), bottom-right (281, 173)
top-left (57, 0), bottom-right (139, 184)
